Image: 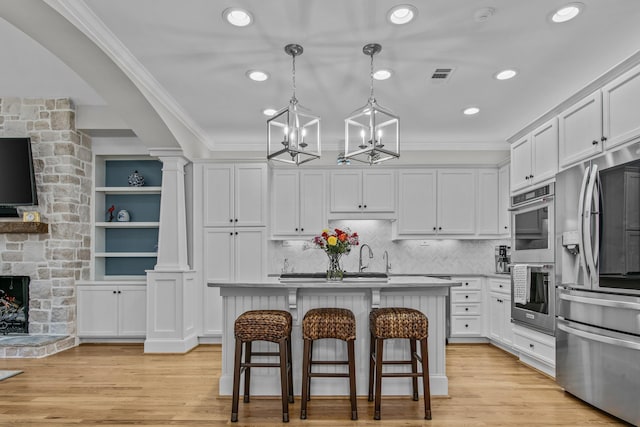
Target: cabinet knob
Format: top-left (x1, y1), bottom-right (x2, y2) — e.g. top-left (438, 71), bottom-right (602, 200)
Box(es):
top-left (592, 140), bottom-right (598, 145)
top-left (529, 343), bottom-right (534, 348)
top-left (229, 219), bottom-right (233, 223)
top-left (529, 174), bottom-right (533, 179)
top-left (358, 205), bottom-right (362, 208)
top-left (295, 228), bottom-right (298, 231)
top-left (465, 295), bottom-right (469, 299)
top-left (465, 324), bottom-right (469, 328)
top-left (433, 227), bottom-right (437, 231)
top-left (118, 290), bottom-right (121, 294)
top-left (300, 228), bottom-right (304, 232)
top-left (235, 231), bottom-right (238, 235)
top-left (601, 136), bottom-right (607, 142)
top-left (113, 290), bottom-right (117, 294)
top-left (499, 284), bottom-right (503, 288)
top-left (363, 205), bottom-right (367, 208)
top-left (464, 282), bottom-right (469, 286)
top-left (438, 227), bottom-right (442, 231)
top-left (525, 176), bottom-right (529, 180)
top-left (465, 308), bottom-right (469, 312)
top-left (235, 218), bottom-right (238, 222)
top-left (229, 232), bottom-right (233, 236)
top-left (504, 226), bottom-right (508, 229)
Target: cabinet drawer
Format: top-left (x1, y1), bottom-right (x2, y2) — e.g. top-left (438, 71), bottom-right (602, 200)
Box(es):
top-left (514, 331), bottom-right (555, 363)
top-left (451, 316), bottom-right (482, 335)
top-left (451, 303), bottom-right (481, 315)
top-left (451, 290), bottom-right (482, 303)
top-left (490, 279), bottom-right (510, 293)
top-left (457, 277), bottom-right (482, 290)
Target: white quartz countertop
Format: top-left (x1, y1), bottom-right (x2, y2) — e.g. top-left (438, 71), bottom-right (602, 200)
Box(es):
top-left (208, 275), bottom-right (460, 289)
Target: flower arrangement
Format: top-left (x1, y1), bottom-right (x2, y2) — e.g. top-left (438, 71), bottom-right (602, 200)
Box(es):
top-left (313, 228), bottom-right (359, 255)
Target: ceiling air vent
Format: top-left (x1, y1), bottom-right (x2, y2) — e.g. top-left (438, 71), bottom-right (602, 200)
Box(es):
top-left (430, 67), bottom-right (455, 82)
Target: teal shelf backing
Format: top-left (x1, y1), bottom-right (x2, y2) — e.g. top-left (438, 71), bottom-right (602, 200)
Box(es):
top-left (105, 257), bottom-right (157, 276)
top-left (105, 228), bottom-right (159, 253)
top-left (105, 160), bottom-right (163, 187)
top-left (104, 194), bottom-right (161, 222)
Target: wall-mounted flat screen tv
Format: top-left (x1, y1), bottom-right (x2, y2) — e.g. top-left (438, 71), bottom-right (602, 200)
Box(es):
top-left (0, 137), bottom-right (38, 217)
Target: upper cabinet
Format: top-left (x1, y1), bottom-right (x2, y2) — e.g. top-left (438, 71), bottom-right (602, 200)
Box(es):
top-left (271, 169), bottom-right (326, 238)
top-left (558, 90), bottom-right (603, 169)
top-left (511, 118), bottom-right (558, 192)
top-left (602, 65), bottom-right (640, 151)
top-left (329, 169), bottom-right (395, 218)
top-left (203, 163), bottom-right (267, 227)
top-left (476, 169), bottom-right (499, 235)
top-left (395, 168), bottom-right (477, 237)
top-left (498, 164), bottom-right (511, 236)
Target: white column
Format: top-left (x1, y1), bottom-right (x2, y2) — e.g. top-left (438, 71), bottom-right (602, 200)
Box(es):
top-left (144, 148), bottom-right (197, 353)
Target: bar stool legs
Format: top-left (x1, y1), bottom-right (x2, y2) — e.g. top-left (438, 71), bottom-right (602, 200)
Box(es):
top-left (368, 307), bottom-right (432, 421)
top-left (300, 308), bottom-right (357, 421)
top-left (230, 310), bottom-right (293, 423)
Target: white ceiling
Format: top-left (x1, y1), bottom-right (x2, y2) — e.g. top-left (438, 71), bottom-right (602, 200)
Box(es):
top-left (2, 1), bottom-right (640, 160)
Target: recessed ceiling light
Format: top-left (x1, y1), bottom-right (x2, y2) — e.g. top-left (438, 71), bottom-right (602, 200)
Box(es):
top-left (246, 70), bottom-right (269, 82)
top-left (463, 107), bottom-right (480, 116)
top-left (222, 7), bottom-right (253, 27)
top-left (262, 108), bottom-right (277, 117)
top-left (387, 4), bottom-right (418, 25)
top-left (373, 69), bottom-right (393, 80)
top-left (551, 3), bottom-right (583, 23)
top-left (494, 69), bottom-right (518, 80)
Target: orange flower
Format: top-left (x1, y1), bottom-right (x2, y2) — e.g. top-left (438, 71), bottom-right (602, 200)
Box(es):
top-left (338, 233), bottom-right (347, 242)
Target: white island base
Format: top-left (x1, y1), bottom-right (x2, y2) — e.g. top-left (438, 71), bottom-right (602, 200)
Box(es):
top-left (209, 277), bottom-right (459, 398)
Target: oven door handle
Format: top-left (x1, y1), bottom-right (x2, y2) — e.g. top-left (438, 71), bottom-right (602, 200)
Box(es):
top-left (508, 195), bottom-right (554, 211)
top-left (557, 321), bottom-right (640, 351)
top-left (559, 293), bottom-right (640, 311)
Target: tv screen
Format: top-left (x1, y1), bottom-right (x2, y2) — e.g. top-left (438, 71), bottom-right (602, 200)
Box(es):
top-left (0, 137), bottom-right (38, 217)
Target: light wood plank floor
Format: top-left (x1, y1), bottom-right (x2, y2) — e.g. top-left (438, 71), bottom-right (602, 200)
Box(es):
top-left (0, 343), bottom-right (626, 426)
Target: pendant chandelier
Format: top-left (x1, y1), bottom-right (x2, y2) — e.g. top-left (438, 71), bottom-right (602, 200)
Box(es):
top-left (344, 43), bottom-right (399, 165)
top-left (267, 44), bottom-right (321, 165)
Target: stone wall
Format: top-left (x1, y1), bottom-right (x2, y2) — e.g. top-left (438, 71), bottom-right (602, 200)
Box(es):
top-left (0, 97), bottom-right (92, 341)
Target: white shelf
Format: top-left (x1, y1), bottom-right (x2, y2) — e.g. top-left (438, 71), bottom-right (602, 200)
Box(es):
top-left (96, 222), bottom-right (160, 228)
top-left (96, 186), bottom-right (162, 194)
top-left (77, 280), bottom-right (147, 286)
top-left (95, 252), bottom-right (158, 258)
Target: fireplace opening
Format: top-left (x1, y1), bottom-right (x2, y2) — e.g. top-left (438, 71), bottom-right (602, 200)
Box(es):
top-left (0, 276), bottom-right (29, 334)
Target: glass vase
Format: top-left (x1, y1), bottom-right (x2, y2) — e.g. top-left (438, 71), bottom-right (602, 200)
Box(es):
top-left (326, 253), bottom-right (344, 281)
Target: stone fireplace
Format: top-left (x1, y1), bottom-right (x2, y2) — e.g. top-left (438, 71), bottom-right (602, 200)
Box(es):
top-left (0, 97), bottom-right (92, 357)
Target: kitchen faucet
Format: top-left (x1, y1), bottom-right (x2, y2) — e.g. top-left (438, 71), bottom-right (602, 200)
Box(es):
top-left (383, 250), bottom-right (391, 274)
top-left (359, 244), bottom-right (374, 272)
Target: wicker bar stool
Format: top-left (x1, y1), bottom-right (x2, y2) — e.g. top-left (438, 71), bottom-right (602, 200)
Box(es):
top-left (231, 310), bottom-right (293, 423)
top-left (368, 307), bottom-right (431, 420)
top-left (300, 308), bottom-right (357, 420)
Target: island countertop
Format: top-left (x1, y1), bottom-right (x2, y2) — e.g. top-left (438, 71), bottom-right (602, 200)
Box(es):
top-left (208, 275), bottom-right (460, 289)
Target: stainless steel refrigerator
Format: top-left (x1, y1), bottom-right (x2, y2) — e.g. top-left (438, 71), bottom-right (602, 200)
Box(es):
top-left (555, 141), bottom-right (640, 426)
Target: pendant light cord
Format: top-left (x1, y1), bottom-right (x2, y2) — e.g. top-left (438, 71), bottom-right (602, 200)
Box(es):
top-left (369, 52), bottom-right (375, 102)
top-left (291, 52), bottom-right (298, 105)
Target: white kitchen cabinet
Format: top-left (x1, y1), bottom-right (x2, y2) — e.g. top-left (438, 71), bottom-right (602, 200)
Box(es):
top-left (488, 278), bottom-right (513, 348)
top-left (395, 168), bottom-right (477, 237)
top-left (203, 163), bottom-right (267, 227)
top-left (396, 169), bottom-right (437, 235)
top-left (329, 169), bottom-right (395, 215)
top-left (450, 277), bottom-right (483, 338)
top-left (77, 284), bottom-right (146, 338)
top-left (513, 324), bottom-right (555, 377)
top-left (498, 163), bottom-right (511, 235)
top-left (558, 90), bottom-right (603, 170)
top-left (271, 169), bottom-right (325, 238)
top-left (476, 169), bottom-right (499, 235)
top-left (602, 64), bottom-right (640, 151)
top-left (437, 169), bottom-right (476, 234)
top-left (510, 118), bottom-right (558, 192)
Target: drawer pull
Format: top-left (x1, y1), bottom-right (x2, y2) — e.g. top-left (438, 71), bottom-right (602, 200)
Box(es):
top-left (465, 308), bottom-right (469, 312)
top-left (529, 343), bottom-right (534, 349)
top-left (465, 324), bottom-right (469, 328)
top-left (465, 295), bottom-right (469, 299)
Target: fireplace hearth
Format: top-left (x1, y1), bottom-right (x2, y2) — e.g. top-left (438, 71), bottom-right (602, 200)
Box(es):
top-left (0, 276), bottom-right (29, 335)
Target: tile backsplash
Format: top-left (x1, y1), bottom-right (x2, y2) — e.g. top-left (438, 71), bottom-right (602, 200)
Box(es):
top-left (268, 220), bottom-right (509, 275)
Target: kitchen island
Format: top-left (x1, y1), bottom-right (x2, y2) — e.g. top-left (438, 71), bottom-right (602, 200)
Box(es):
top-left (208, 276), bottom-right (460, 397)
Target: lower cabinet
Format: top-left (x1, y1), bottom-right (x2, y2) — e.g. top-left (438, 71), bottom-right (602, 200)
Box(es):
top-left (513, 324), bottom-right (556, 377)
top-left (488, 278), bottom-right (513, 348)
top-left (449, 277), bottom-right (483, 338)
top-left (77, 284), bottom-right (146, 338)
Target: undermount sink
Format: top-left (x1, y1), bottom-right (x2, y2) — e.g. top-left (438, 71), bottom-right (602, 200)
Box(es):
top-left (279, 272), bottom-right (388, 281)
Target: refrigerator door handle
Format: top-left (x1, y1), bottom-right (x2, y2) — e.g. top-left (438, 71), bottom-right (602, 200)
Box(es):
top-left (559, 293), bottom-right (640, 310)
top-left (577, 166), bottom-right (591, 280)
top-left (557, 321), bottom-right (640, 351)
top-left (583, 165), bottom-right (600, 284)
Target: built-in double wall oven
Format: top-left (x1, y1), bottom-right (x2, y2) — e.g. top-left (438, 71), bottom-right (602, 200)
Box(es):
top-left (510, 183), bottom-right (555, 335)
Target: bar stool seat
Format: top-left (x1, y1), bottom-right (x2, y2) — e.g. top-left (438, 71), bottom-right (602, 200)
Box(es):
top-left (231, 309), bottom-right (293, 423)
top-left (301, 307), bottom-right (357, 420)
top-left (368, 307), bottom-right (431, 420)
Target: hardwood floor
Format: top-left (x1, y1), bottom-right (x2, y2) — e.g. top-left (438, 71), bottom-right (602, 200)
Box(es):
top-left (0, 343), bottom-right (626, 426)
